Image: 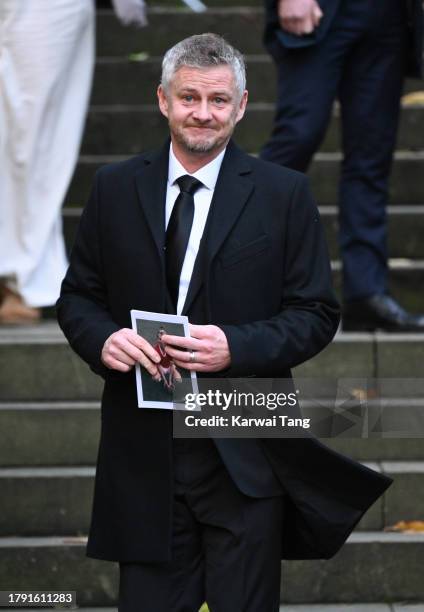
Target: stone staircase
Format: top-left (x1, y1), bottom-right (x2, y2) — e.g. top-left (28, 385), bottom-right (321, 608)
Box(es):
top-left (1, 1), bottom-right (424, 609)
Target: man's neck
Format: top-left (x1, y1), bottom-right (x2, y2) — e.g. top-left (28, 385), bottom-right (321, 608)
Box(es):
top-left (171, 139), bottom-right (228, 174)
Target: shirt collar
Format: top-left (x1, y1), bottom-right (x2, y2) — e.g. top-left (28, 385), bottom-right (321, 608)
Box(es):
top-left (168, 143), bottom-right (226, 191)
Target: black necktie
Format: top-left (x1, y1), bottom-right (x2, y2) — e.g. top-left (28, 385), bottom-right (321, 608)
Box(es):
top-left (166, 174), bottom-right (203, 310)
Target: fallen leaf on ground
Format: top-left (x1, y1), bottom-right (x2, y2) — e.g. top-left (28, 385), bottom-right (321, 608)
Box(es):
top-left (385, 520), bottom-right (424, 532)
top-left (349, 388), bottom-right (379, 401)
top-left (402, 91), bottom-right (424, 106)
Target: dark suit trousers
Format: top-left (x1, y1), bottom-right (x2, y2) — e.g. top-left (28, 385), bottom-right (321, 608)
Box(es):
top-left (118, 438), bottom-right (284, 612)
top-left (261, 0), bottom-right (408, 300)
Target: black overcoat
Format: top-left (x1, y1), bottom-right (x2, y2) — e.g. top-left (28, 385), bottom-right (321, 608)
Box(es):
top-left (57, 140), bottom-right (392, 562)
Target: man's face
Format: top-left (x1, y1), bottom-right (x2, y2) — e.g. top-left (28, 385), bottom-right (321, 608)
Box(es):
top-left (157, 65), bottom-right (248, 156)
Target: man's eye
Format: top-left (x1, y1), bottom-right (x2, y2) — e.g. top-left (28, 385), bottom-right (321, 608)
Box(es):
top-left (183, 95), bottom-right (194, 102)
top-left (214, 97), bottom-right (225, 104)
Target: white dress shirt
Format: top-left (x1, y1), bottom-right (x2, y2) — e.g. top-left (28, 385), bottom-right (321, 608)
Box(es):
top-left (165, 143), bottom-right (226, 314)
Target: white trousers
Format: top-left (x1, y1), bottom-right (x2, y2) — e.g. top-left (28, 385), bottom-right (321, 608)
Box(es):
top-left (0, 0), bottom-right (95, 307)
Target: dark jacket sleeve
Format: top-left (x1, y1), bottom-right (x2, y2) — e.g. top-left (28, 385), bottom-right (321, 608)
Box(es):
top-left (56, 170), bottom-right (120, 378)
top-left (220, 175), bottom-right (340, 376)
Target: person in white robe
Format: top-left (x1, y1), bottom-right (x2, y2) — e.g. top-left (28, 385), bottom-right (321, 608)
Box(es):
top-left (0, 0), bottom-right (147, 323)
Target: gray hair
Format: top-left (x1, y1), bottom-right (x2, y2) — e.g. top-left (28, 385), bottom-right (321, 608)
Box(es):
top-left (161, 33), bottom-right (246, 99)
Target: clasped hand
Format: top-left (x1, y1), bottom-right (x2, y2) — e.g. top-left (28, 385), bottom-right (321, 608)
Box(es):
top-left (278, 0), bottom-right (323, 36)
top-left (101, 324), bottom-right (231, 376)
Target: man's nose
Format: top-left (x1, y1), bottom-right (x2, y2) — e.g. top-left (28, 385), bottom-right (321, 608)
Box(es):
top-left (192, 100), bottom-right (212, 122)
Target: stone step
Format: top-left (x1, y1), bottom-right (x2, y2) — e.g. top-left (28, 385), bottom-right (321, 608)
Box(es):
top-left (90, 57), bottom-right (276, 105)
top-left (0, 533), bottom-right (423, 604)
top-left (0, 467), bottom-right (94, 537)
top-left (295, 330), bottom-right (424, 381)
top-left (62, 205), bottom-right (424, 261)
top-left (1, 326), bottom-right (424, 401)
top-left (90, 3), bottom-right (424, 106)
top-left (78, 104), bottom-right (424, 155)
top-left (282, 607), bottom-right (424, 612)
top-left (331, 260), bottom-right (424, 313)
top-left (320, 206), bottom-right (424, 260)
top-left (0, 402), bottom-right (99, 466)
top-left (15, 607), bottom-right (424, 612)
top-left (95, 7), bottom-right (266, 57)
top-left (90, 57), bottom-right (424, 108)
top-left (0, 462), bottom-right (422, 536)
top-left (328, 437), bottom-right (424, 463)
top-left (0, 324), bottom-right (103, 402)
top-left (1, 401), bottom-right (423, 468)
top-left (67, 152), bottom-right (424, 206)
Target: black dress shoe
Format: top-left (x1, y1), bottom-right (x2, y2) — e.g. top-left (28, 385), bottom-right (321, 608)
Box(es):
top-left (342, 294), bottom-right (424, 332)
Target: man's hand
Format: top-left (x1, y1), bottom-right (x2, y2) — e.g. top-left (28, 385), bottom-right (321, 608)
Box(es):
top-left (101, 328), bottom-right (162, 379)
top-left (277, 0), bottom-right (323, 36)
top-left (161, 324), bottom-right (231, 373)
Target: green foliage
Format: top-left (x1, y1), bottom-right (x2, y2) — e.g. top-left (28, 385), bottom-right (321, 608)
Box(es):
top-left (128, 51), bottom-right (149, 62)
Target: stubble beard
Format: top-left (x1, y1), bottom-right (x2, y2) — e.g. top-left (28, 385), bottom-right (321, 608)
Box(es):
top-left (172, 120), bottom-right (236, 155)
top-left (175, 128), bottom-right (225, 154)
top-left (184, 137), bottom-right (219, 153)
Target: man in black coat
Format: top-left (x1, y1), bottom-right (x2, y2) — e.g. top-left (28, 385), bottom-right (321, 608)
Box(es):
top-left (57, 33), bottom-right (392, 612)
top-left (262, 0), bottom-right (424, 332)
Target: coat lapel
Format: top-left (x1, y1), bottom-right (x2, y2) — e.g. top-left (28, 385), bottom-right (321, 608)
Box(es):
top-left (205, 141), bottom-right (254, 262)
top-left (182, 141), bottom-right (254, 316)
top-left (134, 142), bottom-right (169, 261)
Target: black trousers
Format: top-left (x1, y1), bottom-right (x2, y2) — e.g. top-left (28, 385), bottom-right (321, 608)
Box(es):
top-left (119, 438), bottom-right (284, 612)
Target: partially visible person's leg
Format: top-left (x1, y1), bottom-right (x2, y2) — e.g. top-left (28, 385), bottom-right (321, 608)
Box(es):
top-left (260, 26), bottom-right (348, 171)
top-left (0, 0), bottom-right (94, 315)
top-left (338, 0), bottom-right (407, 302)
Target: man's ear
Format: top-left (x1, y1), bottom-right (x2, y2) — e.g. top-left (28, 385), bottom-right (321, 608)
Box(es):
top-left (235, 89), bottom-right (248, 124)
top-left (157, 84), bottom-right (169, 118)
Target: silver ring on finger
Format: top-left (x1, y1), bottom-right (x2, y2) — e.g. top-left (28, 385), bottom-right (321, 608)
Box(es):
top-left (190, 350), bottom-right (196, 363)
